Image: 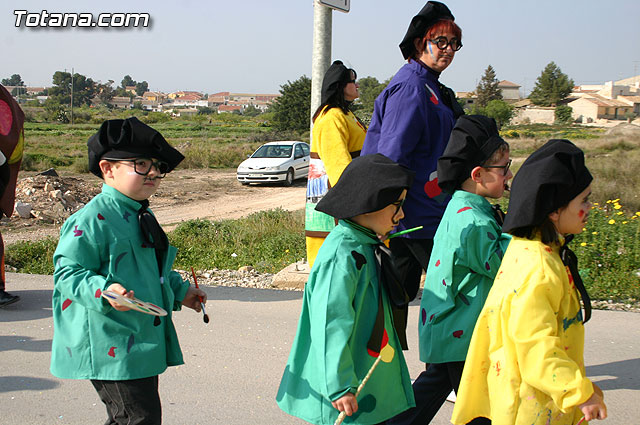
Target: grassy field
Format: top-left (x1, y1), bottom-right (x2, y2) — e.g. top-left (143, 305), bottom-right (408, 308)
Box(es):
top-left (9, 118), bottom-right (640, 303)
top-left (21, 112), bottom-right (307, 172)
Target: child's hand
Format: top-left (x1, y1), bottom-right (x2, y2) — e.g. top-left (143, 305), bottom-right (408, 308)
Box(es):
top-left (182, 286), bottom-right (207, 312)
top-left (578, 390), bottom-right (607, 421)
top-left (332, 393), bottom-right (358, 417)
top-left (106, 283), bottom-right (134, 311)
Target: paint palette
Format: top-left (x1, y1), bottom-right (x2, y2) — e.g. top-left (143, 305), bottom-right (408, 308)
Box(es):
top-left (101, 290), bottom-right (167, 316)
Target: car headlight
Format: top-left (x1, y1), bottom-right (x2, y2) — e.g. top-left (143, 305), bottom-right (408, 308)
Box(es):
top-left (265, 166), bottom-right (280, 171)
top-left (237, 166), bottom-right (248, 171)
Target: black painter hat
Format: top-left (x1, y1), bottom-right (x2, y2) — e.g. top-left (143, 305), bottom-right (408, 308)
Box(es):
top-left (399, 1), bottom-right (455, 60)
top-left (502, 139), bottom-right (593, 233)
top-left (438, 115), bottom-right (506, 194)
top-left (321, 60), bottom-right (355, 105)
top-left (87, 117), bottom-right (184, 178)
top-left (316, 154), bottom-right (414, 219)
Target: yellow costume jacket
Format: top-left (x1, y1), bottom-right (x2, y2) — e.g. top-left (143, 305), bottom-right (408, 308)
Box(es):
top-left (305, 106), bottom-right (365, 266)
top-left (452, 235), bottom-right (594, 425)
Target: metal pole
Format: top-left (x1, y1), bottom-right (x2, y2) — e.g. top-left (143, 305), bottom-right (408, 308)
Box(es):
top-left (70, 67), bottom-right (74, 125)
top-left (310, 0), bottom-right (332, 137)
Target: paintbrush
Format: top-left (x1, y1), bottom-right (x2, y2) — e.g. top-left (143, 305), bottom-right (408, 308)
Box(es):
top-left (387, 225), bottom-right (423, 239)
top-left (190, 267), bottom-right (209, 324)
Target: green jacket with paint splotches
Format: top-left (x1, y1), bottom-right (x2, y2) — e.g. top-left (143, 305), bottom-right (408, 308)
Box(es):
top-left (277, 220), bottom-right (415, 425)
top-left (50, 184), bottom-right (189, 380)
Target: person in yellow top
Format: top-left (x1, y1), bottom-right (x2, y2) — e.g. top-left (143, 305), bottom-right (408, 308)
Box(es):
top-left (305, 60), bottom-right (366, 267)
top-left (452, 139), bottom-right (607, 425)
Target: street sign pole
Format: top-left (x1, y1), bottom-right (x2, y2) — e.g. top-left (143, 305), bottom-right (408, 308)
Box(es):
top-left (310, 0), bottom-right (332, 136)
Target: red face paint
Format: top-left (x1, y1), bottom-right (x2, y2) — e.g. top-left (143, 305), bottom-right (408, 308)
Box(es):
top-left (578, 209), bottom-right (585, 218)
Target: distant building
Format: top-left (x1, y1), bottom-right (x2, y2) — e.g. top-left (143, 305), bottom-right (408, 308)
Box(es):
top-left (568, 95), bottom-right (633, 122)
top-left (109, 96), bottom-right (133, 109)
top-left (168, 91), bottom-right (203, 100)
top-left (455, 91), bottom-right (477, 111)
top-left (498, 80), bottom-right (521, 101)
top-left (218, 104), bottom-right (242, 113)
top-left (569, 76), bottom-right (640, 123)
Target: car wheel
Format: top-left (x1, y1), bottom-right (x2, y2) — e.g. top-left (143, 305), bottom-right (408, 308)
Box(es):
top-left (283, 168), bottom-right (294, 187)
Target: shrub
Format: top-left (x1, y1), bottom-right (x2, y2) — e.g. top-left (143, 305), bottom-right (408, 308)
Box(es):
top-left (555, 105), bottom-right (573, 124)
top-left (170, 209), bottom-right (305, 273)
top-left (5, 238), bottom-right (58, 275)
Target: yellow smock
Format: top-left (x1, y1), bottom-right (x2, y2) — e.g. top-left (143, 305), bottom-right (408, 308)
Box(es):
top-left (451, 235), bottom-right (594, 425)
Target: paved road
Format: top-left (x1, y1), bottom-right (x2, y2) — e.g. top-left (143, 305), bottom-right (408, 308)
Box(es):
top-left (1, 273), bottom-right (638, 424)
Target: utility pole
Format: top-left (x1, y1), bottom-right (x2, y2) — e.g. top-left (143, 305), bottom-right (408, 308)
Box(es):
top-left (70, 67), bottom-right (74, 125)
top-left (310, 0), bottom-right (332, 136)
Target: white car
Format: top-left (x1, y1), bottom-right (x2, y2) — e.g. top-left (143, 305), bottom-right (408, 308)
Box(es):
top-left (237, 141), bottom-right (310, 186)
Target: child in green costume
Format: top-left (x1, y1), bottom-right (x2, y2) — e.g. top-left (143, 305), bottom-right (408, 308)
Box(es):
top-left (277, 153), bottom-right (416, 424)
top-left (51, 117), bottom-right (206, 425)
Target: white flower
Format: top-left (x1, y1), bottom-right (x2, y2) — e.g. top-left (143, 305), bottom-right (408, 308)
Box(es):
top-left (231, 253), bottom-right (238, 258)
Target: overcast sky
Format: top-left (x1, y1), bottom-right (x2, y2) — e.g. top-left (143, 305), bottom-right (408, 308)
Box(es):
top-left (2, 1), bottom-right (639, 96)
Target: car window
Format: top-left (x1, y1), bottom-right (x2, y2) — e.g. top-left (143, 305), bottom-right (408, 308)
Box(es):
top-left (252, 145), bottom-right (292, 158)
top-left (295, 144), bottom-right (304, 159)
top-left (301, 144), bottom-right (310, 156)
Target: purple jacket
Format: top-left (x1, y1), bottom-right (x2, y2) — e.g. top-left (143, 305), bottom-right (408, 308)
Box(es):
top-left (362, 60), bottom-right (457, 239)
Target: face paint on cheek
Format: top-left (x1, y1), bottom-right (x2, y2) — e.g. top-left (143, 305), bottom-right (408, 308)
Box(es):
top-left (578, 209), bottom-right (585, 218)
top-left (427, 41), bottom-right (437, 62)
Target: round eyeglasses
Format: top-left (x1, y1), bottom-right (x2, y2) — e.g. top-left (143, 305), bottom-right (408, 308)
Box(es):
top-left (104, 158), bottom-right (170, 178)
top-left (429, 36), bottom-right (462, 52)
top-left (484, 159), bottom-right (512, 176)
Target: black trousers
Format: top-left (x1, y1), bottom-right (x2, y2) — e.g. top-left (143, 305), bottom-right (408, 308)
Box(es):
top-left (388, 237), bottom-right (434, 301)
top-left (91, 376), bottom-right (162, 425)
top-left (387, 362), bottom-right (490, 425)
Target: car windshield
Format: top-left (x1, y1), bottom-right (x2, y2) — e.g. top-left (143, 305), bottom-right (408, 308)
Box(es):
top-left (251, 145), bottom-right (293, 159)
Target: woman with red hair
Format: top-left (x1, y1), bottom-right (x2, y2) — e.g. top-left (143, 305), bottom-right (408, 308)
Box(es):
top-left (361, 2), bottom-right (474, 423)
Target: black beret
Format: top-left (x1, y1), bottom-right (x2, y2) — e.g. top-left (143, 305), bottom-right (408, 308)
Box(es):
top-left (438, 115), bottom-right (506, 194)
top-left (321, 60), bottom-right (354, 105)
top-left (502, 139), bottom-right (593, 233)
top-left (399, 1), bottom-right (455, 60)
top-left (87, 117), bottom-right (184, 178)
top-left (316, 154), bottom-right (414, 219)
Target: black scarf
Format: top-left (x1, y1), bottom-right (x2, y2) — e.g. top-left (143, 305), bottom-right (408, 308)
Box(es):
top-left (559, 235), bottom-right (592, 323)
top-left (369, 243), bottom-right (411, 352)
top-left (138, 200), bottom-right (169, 276)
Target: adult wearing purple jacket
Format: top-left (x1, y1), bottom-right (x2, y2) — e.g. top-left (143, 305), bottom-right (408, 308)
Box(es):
top-left (361, 1), bottom-right (464, 304)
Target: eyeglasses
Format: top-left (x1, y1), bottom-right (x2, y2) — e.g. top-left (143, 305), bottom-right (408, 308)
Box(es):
top-left (347, 79), bottom-right (357, 84)
top-left (484, 159), bottom-right (512, 176)
top-left (105, 158), bottom-right (170, 178)
top-left (391, 198), bottom-right (406, 217)
top-left (428, 36), bottom-right (462, 51)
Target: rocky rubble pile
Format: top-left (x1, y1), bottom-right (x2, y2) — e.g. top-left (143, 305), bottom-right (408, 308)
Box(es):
top-left (177, 267), bottom-right (279, 290)
top-left (13, 172), bottom-right (100, 224)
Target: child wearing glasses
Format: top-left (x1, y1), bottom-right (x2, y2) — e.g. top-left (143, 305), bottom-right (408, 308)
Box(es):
top-left (452, 139), bottom-right (607, 424)
top-left (388, 116), bottom-right (512, 424)
top-left (50, 117), bottom-right (207, 424)
top-left (277, 154), bottom-right (417, 424)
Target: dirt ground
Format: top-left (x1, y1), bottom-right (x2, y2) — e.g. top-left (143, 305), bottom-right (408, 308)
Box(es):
top-left (1, 169), bottom-right (307, 245)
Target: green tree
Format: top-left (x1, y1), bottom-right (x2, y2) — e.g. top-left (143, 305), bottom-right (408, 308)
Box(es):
top-left (48, 71), bottom-right (97, 107)
top-left (1, 74), bottom-right (24, 86)
top-left (135, 81), bottom-right (149, 96)
top-left (484, 99), bottom-right (514, 127)
top-left (555, 105), bottom-right (573, 124)
top-left (476, 65), bottom-right (502, 107)
top-left (96, 80), bottom-right (115, 107)
top-left (243, 104), bottom-right (261, 117)
top-left (269, 75), bottom-right (311, 131)
top-left (121, 75), bottom-right (136, 88)
top-left (356, 76), bottom-right (387, 115)
top-left (529, 62), bottom-right (574, 106)
top-left (44, 98), bottom-right (69, 123)
top-left (197, 106), bottom-right (215, 115)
